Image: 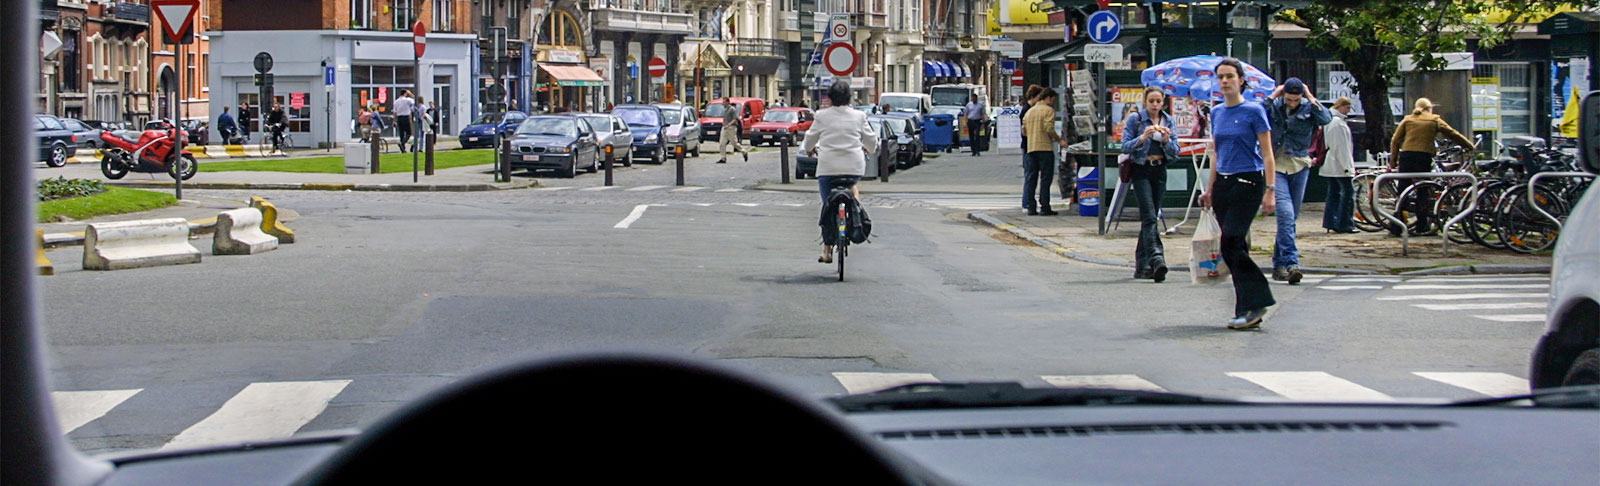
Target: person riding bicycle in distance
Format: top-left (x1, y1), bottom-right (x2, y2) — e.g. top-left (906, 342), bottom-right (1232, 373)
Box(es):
top-left (802, 80), bottom-right (878, 264)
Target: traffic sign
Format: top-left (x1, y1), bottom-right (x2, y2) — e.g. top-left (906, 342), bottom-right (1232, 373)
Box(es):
top-left (253, 52), bottom-right (273, 74)
top-left (648, 57), bottom-right (668, 79)
top-left (413, 21), bottom-right (428, 58)
top-left (325, 66), bottom-right (335, 85)
top-left (151, 0), bottom-right (200, 45)
top-left (828, 14), bottom-right (851, 43)
top-left (1084, 44), bottom-right (1122, 63)
top-left (1012, 70), bottom-right (1024, 86)
top-left (1087, 10), bottom-right (1121, 44)
top-left (823, 43), bottom-right (858, 77)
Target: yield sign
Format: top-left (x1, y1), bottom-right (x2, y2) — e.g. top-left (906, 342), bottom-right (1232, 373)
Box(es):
top-left (151, 0), bottom-right (200, 45)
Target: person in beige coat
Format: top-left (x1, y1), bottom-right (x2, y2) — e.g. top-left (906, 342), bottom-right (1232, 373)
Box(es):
top-left (1320, 97), bottom-right (1357, 233)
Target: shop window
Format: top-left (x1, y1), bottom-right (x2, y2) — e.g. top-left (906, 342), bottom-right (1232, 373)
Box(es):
top-left (1230, 5), bottom-right (1260, 30)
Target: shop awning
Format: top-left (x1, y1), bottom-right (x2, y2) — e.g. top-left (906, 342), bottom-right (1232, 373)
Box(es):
top-left (729, 57), bottom-right (781, 76)
top-left (539, 64), bottom-right (606, 87)
top-left (1029, 38), bottom-right (1088, 63)
top-left (923, 61), bottom-right (938, 77)
top-left (957, 63), bottom-right (972, 78)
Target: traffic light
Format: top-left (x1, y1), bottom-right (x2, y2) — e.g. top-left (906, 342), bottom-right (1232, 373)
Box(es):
top-left (253, 73), bottom-right (275, 86)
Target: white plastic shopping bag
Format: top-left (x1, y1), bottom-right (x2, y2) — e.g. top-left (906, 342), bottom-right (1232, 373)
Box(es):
top-left (1190, 208), bottom-right (1231, 285)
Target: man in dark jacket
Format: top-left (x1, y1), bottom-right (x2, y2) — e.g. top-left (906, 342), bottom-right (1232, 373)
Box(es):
top-left (1265, 77), bottom-right (1331, 284)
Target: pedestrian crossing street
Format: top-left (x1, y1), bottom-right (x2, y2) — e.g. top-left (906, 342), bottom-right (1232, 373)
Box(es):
top-left (1314, 275), bottom-right (1550, 323)
top-left (56, 368), bottom-right (1532, 451)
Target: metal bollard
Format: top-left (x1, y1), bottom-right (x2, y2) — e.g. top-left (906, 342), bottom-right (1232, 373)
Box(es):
top-left (604, 145), bottom-right (615, 186)
top-left (675, 145), bottom-right (685, 186)
top-left (370, 134), bottom-right (381, 173)
top-left (780, 134), bottom-right (791, 184)
top-left (879, 150), bottom-right (890, 183)
top-left (500, 138), bottom-right (513, 182)
top-left (425, 133), bottom-right (435, 175)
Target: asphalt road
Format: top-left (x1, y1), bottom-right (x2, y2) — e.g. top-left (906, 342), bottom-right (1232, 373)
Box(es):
top-left (38, 186), bottom-right (1549, 454)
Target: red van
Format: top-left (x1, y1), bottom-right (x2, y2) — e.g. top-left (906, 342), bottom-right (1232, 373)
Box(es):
top-left (699, 97), bottom-right (766, 143)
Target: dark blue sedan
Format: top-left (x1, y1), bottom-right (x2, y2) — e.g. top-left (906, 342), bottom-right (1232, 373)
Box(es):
top-left (459, 111), bottom-right (527, 149)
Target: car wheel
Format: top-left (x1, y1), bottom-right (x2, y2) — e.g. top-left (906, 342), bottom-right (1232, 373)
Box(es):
top-left (690, 143), bottom-right (700, 158)
top-left (562, 162), bottom-right (577, 179)
top-left (623, 149), bottom-right (633, 167)
top-left (1562, 348), bottom-right (1600, 387)
top-left (47, 143), bottom-right (69, 167)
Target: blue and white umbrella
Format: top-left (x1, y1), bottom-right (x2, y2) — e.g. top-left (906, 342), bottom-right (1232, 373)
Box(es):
top-left (1140, 55), bottom-right (1276, 102)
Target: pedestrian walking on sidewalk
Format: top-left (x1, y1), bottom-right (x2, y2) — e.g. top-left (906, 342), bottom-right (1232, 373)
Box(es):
top-left (1321, 97), bottom-right (1358, 234)
top-left (394, 90), bottom-right (416, 154)
top-left (1199, 57), bottom-right (1278, 330)
top-left (964, 94), bottom-right (988, 156)
top-left (1265, 78), bottom-right (1331, 285)
top-left (238, 102), bottom-right (253, 139)
top-left (717, 98), bottom-right (749, 163)
top-left (1388, 97), bottom-right (1476, 236)
top-left (414, 96), bottom-right (432, 152)
top-left (1022, 88), bottom-right (1068, 216)
top-left (1120, 86), bottom-right (1180, 282)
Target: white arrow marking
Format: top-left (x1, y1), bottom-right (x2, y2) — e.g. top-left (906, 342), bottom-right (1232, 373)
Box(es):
top-left (1094, 17), bottom-right (1117, 39)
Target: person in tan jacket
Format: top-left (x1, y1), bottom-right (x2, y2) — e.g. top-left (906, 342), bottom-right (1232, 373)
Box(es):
top-left (1388, 98), bottom-right (1475, 235)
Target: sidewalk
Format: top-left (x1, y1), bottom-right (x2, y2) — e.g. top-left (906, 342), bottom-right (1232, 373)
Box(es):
top-left (971, 203), bottom-right (1552, 275)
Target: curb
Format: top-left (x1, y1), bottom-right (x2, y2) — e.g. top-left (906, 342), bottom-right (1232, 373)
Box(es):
top-left (968, 211), bottom-right (1378, 275)
top-left (104, 181), bottom-right (533, 192)
top-left (1399, 264), bottom-right (1552, 276)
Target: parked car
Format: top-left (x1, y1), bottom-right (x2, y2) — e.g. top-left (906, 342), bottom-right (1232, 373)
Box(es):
top-left (33, 114), bottom-right (77, 167)
top-left (60, 118), bottom-right (102, 149)
top-left (1530, 90), bottom-right (1599, 390)
top-left (747, 108), bottom-right (814, 146)
top-left (866, 116), bottom-right (900, 179)
top-left (613, 104), bottom-right (669, 164)
top-left (145, 119), bottom-right (208, 146)
top-left (506, 114), bottom-right (602, 178)
top-left (700, 97), bottom-right (766, 143)
top-left (577, 113), bottom-right (633, 166)
top-left (654, 103), bottom-right (702, 157)
top-left (459, 111), bottom-right (527, 148)
top-left (878, 112), bottom-right (924, 168)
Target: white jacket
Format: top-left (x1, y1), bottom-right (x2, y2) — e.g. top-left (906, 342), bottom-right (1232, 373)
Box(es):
top-left (1319, 112), bottom-right (1355, 178)
top-left (801, 106), bottom-right (878, 176)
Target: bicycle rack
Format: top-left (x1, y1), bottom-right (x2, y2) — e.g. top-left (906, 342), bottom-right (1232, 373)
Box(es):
top-left (1527, 172), bottom-right (1597, 230)
top-left (1372, 172), bottom-right (1478, 256)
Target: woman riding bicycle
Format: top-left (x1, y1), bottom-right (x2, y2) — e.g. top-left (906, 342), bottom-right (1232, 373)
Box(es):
top-left (1388, 97), bottom-right (1475, 235)
top-left (801, 80), bottom-right (878, 263)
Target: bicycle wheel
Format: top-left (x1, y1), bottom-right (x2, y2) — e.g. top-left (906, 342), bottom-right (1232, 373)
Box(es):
top-left (1407, 181), bottom-right (1446, 236)
top-left (1467, 184), bottom-right (1511, 249)
top-left (1433, 182), bottom-right (1477, 245)
top-left (836, 202), bottom-right (848, 282)
top-left (1351, 174), bottom-right (1384, 232)
top-left (1497, 185), bottom-right (1566, 254)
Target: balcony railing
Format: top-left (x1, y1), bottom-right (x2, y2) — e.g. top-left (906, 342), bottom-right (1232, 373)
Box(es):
top-left (110, 2), bottom-right (150, 24)
top-left (590, 2), bottom-right (694, 35)
top-left (729, 38), bottom-right (782, 57)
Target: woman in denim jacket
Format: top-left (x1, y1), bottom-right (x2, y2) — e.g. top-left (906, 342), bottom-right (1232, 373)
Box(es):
top-left (1120, 86), bottom-right (1181, 281)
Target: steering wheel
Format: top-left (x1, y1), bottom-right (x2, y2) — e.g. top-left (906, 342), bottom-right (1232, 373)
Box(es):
top-left (297, 354), bottom-right (929, 484)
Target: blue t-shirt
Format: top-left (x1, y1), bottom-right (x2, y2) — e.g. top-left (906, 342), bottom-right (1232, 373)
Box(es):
top-left (1211, 101), bottom-right (1272, 175)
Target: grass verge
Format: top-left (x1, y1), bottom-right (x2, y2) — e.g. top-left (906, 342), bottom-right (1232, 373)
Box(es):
top-left (37, 186), bottom-right (177, 222)
top-left (200, 149), bottom-right (495, 174)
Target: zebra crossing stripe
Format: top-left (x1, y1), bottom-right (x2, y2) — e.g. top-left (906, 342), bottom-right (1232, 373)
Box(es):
top-left (780, 203), bottom-right (806, 207)
top-left (1226, 372), bottom-right (1395, 402)
top-left (1412, 372), bottom-right (1529, 397)
top-left (691, 203), bottom-right (715, 206)
top-left (1329, 277), bottom-right (1403, 282)
top-left (160, 380), bottom-right (351, 451)
top-left (1319, 286), bottom-right (1386, 290)
top-left (1377, 293), bottom-right (1547, 301)
top-left (714, 188), bottom-right (743, 192)
top-left (52, 389), bottom-right (142, 434)
top-left (580, 186), bottom-right (620, 191)
top-left (1411, 302), bottom-right (1546, 311)
top-left (1392, 284), bottom-right (1549, 290)
top-left (831, 372), bottom-right (939, 394)
top-left (733, 203), bottom-right (760, 207)
top-left (1041, 374), bottom-right (1167, 392)
top-left (1406, 277), bottom-right (1548, 283)
top-left (627, 185), bottom-right (666, 191)
top-left (1472, 314), bottom-right (1546, 322)
top-left (670, 187), bottom-right (706, 192)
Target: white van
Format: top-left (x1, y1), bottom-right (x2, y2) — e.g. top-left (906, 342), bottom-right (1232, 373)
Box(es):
top-left (929, 84), bottom-right (989, 108)
top-left (878, 92), bottom-right (932, 115)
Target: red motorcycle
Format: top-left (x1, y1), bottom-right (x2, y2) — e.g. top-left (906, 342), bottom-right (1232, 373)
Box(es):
top-left (99, 119), bottom-right (198, 180)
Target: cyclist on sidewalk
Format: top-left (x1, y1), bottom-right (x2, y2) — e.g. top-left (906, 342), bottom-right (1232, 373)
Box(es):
top-left (267, 102), bottom-right (288, 152)
top-left (801, 80), bottom-right (878, 264)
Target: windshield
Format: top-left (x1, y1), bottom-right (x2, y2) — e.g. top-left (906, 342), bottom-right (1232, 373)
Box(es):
top-left (514, 118), bottom-right (579, 137)
top-left (879, 95), bottom-right (922, 113)
top-left (473, 113), bottom-right (506, 125)
top-left (931, 106), bottom-right (962, 116)
top-left (763, 111), bottom-right (798, 123)
top-left (880, 118), bottom-right (907, 134)
top-left (930, 87), bottom-right (972, 107)
top-left (580, 116), bottom-right (610, 132)
top-left (615, 108), bottom-right (660, 126)
top-left (704, 104), bottom-right (728, 118)
top-left (660, 109), bottom-right (682, 125)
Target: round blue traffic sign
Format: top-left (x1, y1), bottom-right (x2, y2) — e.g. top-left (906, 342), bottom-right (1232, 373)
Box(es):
top-left (1088, 11), bottom-right (1121, 44)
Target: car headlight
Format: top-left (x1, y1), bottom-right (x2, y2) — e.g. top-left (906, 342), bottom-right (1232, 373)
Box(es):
top-left (547, 146), bottom-right (571, 153)
top-left (644, 134), bottom-right (658, 143)
top-left (776, 128), bottom-right (789, 134)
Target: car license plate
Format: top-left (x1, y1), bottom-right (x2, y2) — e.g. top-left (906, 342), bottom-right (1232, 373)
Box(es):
top-left (466, 137), bottom-right (478, 142)
top-left (522, 155), bottom-right (539, 162)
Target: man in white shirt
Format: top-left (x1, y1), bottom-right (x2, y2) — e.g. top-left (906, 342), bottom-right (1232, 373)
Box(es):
top-left (963, 94), bottom-right (988, 156)
top-left (393, 90), bottom-right (415, 153)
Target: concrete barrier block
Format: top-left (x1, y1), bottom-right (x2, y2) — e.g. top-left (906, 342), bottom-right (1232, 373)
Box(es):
top-left (36, 230), bottom-right (54, 276)
top-left (83, 218), bottom-right (202, 270)
top-left (249, 197), bottom-right (295, 243)
top-left (213, 208), bottom-right (279, 255)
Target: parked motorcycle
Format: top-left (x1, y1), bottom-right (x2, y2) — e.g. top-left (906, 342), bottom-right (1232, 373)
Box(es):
top-left (99, 120), bottom-right (198, 180)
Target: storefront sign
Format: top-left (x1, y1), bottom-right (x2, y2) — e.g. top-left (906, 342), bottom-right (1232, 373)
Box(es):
top-left (590, 57), bottom-right (612, 83)
top-left (548, 49), bottom-right (583, 64)
top-left (1000, 0), bottom-right (1053, 25)
top-left (290, 92), bottom-right (306, 110)
top-left (1328, 71), bottom-right (1363, 116)
top-left (994, 39), bottom-right (1024, 59)
top-left (377, 87), bottom-right (388, 103)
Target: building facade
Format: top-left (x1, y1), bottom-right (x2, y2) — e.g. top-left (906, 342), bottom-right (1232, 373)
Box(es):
top-left (39, 0), bottom-right (155, 125)
top-left (590, 0), bottom-right (697, 109)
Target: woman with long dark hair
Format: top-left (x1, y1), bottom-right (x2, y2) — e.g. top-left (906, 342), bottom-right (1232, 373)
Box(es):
top-left (1199, 58), bottom-right (1278, 330)
top-left (1120, 86), bottom-right (1180, 282)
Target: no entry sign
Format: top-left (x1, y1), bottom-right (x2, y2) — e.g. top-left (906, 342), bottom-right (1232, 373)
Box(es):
top-left (648, 57), bottom-right (668, 79)
top-left (824, 43), bottom-right (858, 77)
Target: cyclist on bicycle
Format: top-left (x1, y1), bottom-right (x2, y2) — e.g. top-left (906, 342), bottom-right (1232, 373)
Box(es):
top-left (267, 102), bottom-right (288, 152)
top-left (801, 80), bottom-right (878, 263)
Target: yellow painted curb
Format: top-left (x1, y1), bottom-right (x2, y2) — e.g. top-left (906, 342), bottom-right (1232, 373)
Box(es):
top-left (225, 145), bottom-right (248, 157)
top-left (36, 230), bottom-right (54, 275)
top-left (250, 196), bottom-right (296, 244)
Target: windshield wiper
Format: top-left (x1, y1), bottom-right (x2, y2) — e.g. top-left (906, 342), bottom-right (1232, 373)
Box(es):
top-left (828, 382), bottom-right (1240, 413)
top-left (1443, 385), bottom-right (1600, 409)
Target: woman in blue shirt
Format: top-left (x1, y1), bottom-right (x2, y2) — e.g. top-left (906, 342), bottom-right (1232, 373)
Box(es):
top-left (1198, 57), bottom-right (1278, 330)
top-left (1120, 86), bottom-right (1181, 282)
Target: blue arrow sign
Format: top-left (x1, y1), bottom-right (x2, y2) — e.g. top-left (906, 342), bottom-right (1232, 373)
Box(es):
top-left (1088, 11), bottom-right (1121, 44)
top-left (325, 66), bottom-right (335, 85)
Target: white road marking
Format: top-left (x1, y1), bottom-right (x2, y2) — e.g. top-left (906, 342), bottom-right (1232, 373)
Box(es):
top-left (1378, 293), bottom-right (1548, 301)
top-left (1406, 277), bottom-right (1548, 283)
top-left (161, 380), bottom-right (351, 450)
top-left (614, 205), bottom-right (652, 229)
top-left (780, 203), bottom-right (806, 207)
top-left (1226, 372), bottom-right (1394, 402)
top-left (534, 186), bottom-right (574, 191)
top-left (1412, 372), bottom-right (1529, 397)
top-left (761, 190), bottom-right (782, 194)
top-left (1472, 314), bottom-right (1546, 322)
top-left (1041, 374), bottom-right (1167, 392)
top-left (831, 372), bottom-right (940, 395)
top-left (715, 188), bottom-right (743, 192)
top-left (732, 203), bottom-right (759, 207)
top-left (691, 203), bottom-right (715, 207)
top-left (626, 185), bottom-right (667, 191)
top-left (670, 186), bottom-right (707, 192)
top-left (52, 389), bottom-right (142, 434)
top-left (1392, 284), bottom-right (1549, 290)
top-left (1328, 277), bottom-right (1403, 282)
top-left (581, 186), bottom-right (620, 191)
top-left (1412, 302), bottom-right (1547, 311)
top-left (1319, 286), bottom-right (1386, 290)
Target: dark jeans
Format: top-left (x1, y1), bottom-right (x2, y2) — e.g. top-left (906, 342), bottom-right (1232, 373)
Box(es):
top-left (397, 117), bottom-right (413, 152)
top-left (1130, 162), bottom-right (1167, 270)
top-left (1022, 151), bottom-right (1055, 211)
top-left (1323, 176), bottom-right (1355, 232)
top-left (1212, 171), bottom-right (1276, 316)
top-left (817, 175), bottom-right (859, 225)
top-left (1396, 151), bottom-right (1434, 218)
top-left (966, 121), bottom-right (983, 154)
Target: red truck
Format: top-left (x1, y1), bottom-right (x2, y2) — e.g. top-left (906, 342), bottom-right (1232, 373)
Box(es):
top-left (699, 97), bottom-right (766, 143)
